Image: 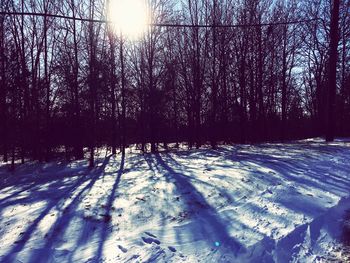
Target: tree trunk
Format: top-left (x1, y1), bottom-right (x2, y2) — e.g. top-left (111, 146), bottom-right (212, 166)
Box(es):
top-left (281, 26), bottom-right (288, 142)
top-left (88, 0), bottom-right (96, 168)
top-left (0, 12), bottom-right (8, 162)
top-left (110, 35), bottom-right (117, 155)
top-left (210, 0), bottom-right (217, 149)
top-left (72, 0), bottom-right (83, 159)
top-left (44, 3), bottom-right (51, 161)
top-left (326, 0), bottom-right (340, 142)
top-left (120, 33), bottom-right (126, 155)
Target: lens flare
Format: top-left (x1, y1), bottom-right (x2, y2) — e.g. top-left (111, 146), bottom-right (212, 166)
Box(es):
top-left (108, 0), bottom-right (150, 39)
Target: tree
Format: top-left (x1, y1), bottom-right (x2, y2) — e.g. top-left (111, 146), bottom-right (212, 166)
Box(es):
top-left (326, 0), bottom-right (340, 142)
top-left (0, 1), bottom-right (8, 162)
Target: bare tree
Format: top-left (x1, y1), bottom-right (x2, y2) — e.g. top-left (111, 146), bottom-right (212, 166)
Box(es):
top-left (326, 0), bottom-right (340, 142)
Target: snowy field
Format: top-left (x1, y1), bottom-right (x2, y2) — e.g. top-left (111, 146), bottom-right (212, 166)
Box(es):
top-left (0, 138), bottom-right (350, 263)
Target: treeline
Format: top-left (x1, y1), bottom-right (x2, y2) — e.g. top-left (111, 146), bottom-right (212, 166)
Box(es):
top-left (0, 0), bottom-right (349, 167)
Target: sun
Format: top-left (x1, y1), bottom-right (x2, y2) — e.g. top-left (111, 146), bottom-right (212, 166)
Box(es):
top-left (108, 0), bottom-right (150, 39)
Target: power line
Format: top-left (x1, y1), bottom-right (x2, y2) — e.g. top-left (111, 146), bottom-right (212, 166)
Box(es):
top-left (152, 19), bottom-right (320, 28)
top-left (0, 11), bottom-right (320, 28)
top-left (0, 11), bottom-right (106, 24)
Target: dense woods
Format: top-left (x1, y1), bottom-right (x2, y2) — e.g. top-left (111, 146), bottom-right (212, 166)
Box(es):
top-left (0, 0), bottom-right (349, 167)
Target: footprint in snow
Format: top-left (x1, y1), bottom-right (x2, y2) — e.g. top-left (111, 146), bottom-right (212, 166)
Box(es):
top-left (168, 246), bottom-right (176, 252)
top-left (264, 189), bottom-right (273, 194)
top-left (118, 245), bottom-right (128, 253)
top-left (145, 232), bottom-right (157, 238)
top-left (128, 254), bottom-right (140, 261)
top-left (142, 236), bottom-right (161, 245)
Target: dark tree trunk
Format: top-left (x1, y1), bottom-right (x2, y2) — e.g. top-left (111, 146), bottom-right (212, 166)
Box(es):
top-left (147, 29), bottom-right (156, 153)
top-left (109, 35), bottom-right (117, 155)
top-left (210, 0), bottom-right (217, 149)
top-left (281, 27), bottom-right (288, 142)
top-left (0, 12), bottom-right (8, 162)
top-left (88, 0), bottom-right (96, 168)
top-left (44, 4), bottom-right (51, 161)
top-left (120, 33), bottom-right (126, 155)
top-left (239, 55), bottom-right (247, 144)
top-left (71, 0), bottom-right (83, 159)
top-left (326, 0), bottom-right (340, 142)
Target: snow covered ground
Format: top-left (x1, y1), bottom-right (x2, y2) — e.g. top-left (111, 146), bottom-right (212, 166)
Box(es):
top-left (0, 138), bottom-right (350, 263)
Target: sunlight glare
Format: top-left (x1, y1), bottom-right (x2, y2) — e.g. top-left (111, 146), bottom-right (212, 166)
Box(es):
top-left (108, 0), bottom-right (150, 39)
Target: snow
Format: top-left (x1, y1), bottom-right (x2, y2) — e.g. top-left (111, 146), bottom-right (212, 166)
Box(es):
top-left (0, 138), bottom-right (350, 262)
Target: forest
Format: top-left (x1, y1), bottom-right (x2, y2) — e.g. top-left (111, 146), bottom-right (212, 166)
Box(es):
top-left (0, 0), bottom-right (349, 168)
top-left (1, 1), bottom-right (350, 262)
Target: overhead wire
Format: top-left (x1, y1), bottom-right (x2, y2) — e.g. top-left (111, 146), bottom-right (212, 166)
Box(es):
top-left (0, 11), bottom-right (320, 28)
